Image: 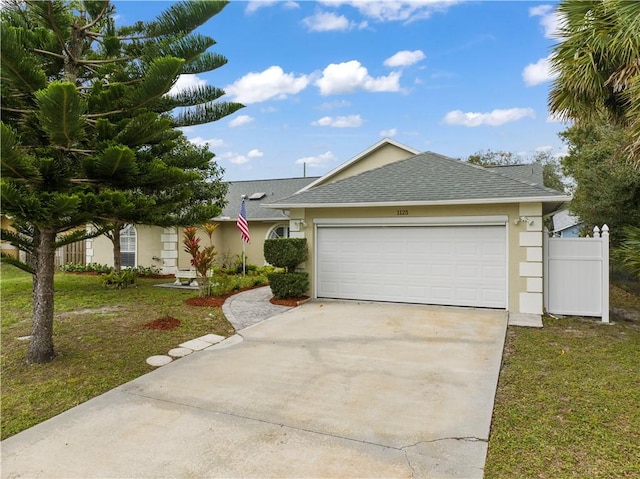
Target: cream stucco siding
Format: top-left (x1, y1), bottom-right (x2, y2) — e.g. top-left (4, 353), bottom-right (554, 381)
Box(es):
top-left (89, 225), bottom-right (164, 269)
top-left (290, 203), bottom-right (543, 314)
top-left (320, 143), bottom-right (417, 185)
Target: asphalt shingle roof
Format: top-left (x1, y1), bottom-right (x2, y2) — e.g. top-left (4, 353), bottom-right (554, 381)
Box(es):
top-left (269, 152), bottom-right (566, 206)
top-left (485, 163), bottom-right (544, 185)
top-left (216, 177), bottom-right (319, 221)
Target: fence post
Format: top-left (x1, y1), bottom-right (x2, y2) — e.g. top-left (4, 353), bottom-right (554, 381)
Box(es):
top-left (543, 227), bottom-right (549, 312)
top-left (601, 225), bottom-right (610, 323)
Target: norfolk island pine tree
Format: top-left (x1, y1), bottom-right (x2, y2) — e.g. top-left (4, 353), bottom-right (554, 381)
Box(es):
top-left (0, 0), bottom-right (243, 363)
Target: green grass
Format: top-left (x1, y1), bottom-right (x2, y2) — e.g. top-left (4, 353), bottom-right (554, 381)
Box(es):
top-left (3, 263), bottom-right (640, 477)
top-left (0, 264), bottom-right (244, 440)
top-left (485, 283), bottom-right (640, 478)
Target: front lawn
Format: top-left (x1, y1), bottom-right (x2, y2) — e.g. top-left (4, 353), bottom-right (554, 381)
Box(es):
top-left (485, 283), bottom-right (640, 478)
top-left (0, 264), bottom-right (250, 440)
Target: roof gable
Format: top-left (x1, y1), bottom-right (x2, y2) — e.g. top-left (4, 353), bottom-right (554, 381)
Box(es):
top-left (268, 152), bottom-right (569, 208)
top-left (299, 138), bottom-right (420, 192)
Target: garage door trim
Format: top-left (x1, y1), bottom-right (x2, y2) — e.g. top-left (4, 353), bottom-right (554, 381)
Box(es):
top-left (314, 216), bottom-right (508, 308)
top-left (313, 215), bottom-right (508, 227)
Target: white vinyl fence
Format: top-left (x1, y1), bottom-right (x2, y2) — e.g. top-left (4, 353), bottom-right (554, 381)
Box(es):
top-left (544, 225), bottom-right (610, 323)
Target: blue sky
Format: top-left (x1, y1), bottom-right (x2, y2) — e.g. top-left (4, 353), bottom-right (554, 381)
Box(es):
top-left (114, 1), bottom-right (567, 181)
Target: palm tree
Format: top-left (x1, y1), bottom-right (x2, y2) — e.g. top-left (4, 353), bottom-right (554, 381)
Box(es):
top-left (549, 0), bottom-right (640, 162)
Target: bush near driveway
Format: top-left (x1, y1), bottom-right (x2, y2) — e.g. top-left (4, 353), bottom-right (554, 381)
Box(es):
top-left (485, 283), bottom-right (640, 478)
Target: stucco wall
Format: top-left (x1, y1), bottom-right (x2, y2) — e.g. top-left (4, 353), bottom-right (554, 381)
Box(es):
top-left (88, 225), bottom-right (164, 270)
top-left (288, 202), bottom-right (544, 314)
top-left (1, 215), bottom-right (19, 258)
top-left (321, 143), bottom-right (416, 185)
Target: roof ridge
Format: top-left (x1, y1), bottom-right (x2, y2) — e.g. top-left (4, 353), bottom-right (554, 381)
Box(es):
top-left (227, 176), bottom-right (321, 184)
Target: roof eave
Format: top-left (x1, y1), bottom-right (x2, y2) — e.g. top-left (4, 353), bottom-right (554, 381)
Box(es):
top-left (265, 195), bottom-right (572, 209)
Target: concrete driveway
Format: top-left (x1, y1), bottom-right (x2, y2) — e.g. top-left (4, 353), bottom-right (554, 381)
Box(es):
top-left (1, 301), bottom-right (507, 478)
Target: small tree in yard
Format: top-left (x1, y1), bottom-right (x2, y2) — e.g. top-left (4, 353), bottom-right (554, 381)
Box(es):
top-left (183, 224), bottom-right (218, 297)
top-left (263, 238), bottom-right (309, 299)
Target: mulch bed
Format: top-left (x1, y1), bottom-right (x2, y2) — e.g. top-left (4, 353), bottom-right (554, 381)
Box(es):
top-left (183, 288), bottom-right (309, 308)
top-left (143, 316), bottom-right (181, 330)
top-left (184, 288), bottom-right (254, 307)
top-left (270, 296), bottom-right (310, 307)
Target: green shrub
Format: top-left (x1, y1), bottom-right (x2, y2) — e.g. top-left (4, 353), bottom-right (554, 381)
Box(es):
top-left (264, 238), bottom-right (308, 272)
top-left (132, 265), bottom-right (162, 276)
top-left (267, 272), bottom-right (309, 298)
top-left (61, 262), bottom-right (113, 274)
top-left (103, 269), bottom-right (137, 289)
top-left (613, 226), bottom-right (640, 280)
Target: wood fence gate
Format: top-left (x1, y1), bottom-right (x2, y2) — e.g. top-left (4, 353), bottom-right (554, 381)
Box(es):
top-left (543, 225), bottom-right (609, 323)
top-left (55, 241), bottom-right (86, 268)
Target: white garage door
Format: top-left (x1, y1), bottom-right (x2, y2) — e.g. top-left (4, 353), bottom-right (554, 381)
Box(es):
top-left (317, 225), bottom-right (506, 308)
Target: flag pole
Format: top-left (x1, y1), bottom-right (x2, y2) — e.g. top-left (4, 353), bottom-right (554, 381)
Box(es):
top-left (241, 195), bottom-right (246, 276)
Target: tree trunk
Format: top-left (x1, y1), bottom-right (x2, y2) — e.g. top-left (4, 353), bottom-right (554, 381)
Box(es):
top-left (112, 222), bottom-right (123, 273)
top-left (28, 228), bottom-right (57, 364)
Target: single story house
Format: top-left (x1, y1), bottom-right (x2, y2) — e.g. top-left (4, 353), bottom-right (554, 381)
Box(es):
top-left (88, 138), bottom-right (570, 319)
top-left (263, 139), bottom-right (570, 320)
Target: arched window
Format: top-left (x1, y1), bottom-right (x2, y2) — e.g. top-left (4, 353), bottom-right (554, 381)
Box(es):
top-left (267, 224), bottom-right (289, 239)
top-left (120, 224), bottom-right (137, 268)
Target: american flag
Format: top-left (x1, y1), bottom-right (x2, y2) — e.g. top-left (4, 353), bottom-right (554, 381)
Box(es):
top-left (237, 197), bottom-right (250, 243)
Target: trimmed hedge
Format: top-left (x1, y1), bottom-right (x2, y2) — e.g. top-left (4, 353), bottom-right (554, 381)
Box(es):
top-left (267, 272), bottom-right (309, 299)
top-left (263, 238), bottom-right (308, 272)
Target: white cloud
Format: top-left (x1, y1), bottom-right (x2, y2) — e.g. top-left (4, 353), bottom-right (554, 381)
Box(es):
top-left (303, 11), bottom-right (352, 31)
top-left (245, 1), bottom-right (279, 14)
top-left (247, 149), bottom-right (264, 158)
top-left (229, 155), bottom-right (250, 165)
top-left (295, 151), bottom-right (337, 168)
top-left (168, 74), bottom-right (206, 96)
top-left (523, 55), bottom-right (558, 86)
top-left (529, 4), bottom-right (562, 39)
top-left (188, 136), bottom-right (225, 149)
top-left (226, 66), bottom-right (310, 104)
top-left (315, 60), bottom-right (401, 95)
top-left (379, 128), bottom-right (397, 137)
top-left (322, 0), bottom-right (457, 23)
top-left (443, 108), bottom-right (535, 127)
top-left (384, 50), bottom-right (425, 68)
top-left (229, 115), bottom-right (255, 128)
top-left (312, 115), bottom-right (363, 127)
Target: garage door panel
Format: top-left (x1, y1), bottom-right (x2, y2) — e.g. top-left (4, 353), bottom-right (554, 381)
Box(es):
top-left (317, 225), bottom-right (506, 308)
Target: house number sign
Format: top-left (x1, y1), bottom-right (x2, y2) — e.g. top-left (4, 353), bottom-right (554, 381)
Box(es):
top-left (397, 209), bottom-right (409, 216)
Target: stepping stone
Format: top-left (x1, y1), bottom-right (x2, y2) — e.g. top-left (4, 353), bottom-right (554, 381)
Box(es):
top-left (146, 355), bottom-right (173, 367)
top-left (198, 334), bottom-right (226, 344)
top-left (168, 347), bottom-right (193, 358)
top-left (179, 338), bottom-right (212, 351)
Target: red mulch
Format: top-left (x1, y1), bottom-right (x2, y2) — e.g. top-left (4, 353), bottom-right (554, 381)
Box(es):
top-left (184, 295), bottom-right (228, 307)
top-left (270, 296), bottom-right (310, 307)
top-left (184, 287), bottom-right (309, 308)
top-left (143, 316), bottom-right (181, 330)
top-left (184, 288), bottom-right (253, 307)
